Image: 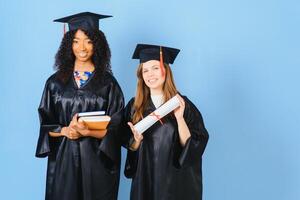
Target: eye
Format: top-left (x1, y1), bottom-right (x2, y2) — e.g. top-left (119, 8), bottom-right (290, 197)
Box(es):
top-left (87, 40), bottom-right (93, 44)
top-left (143, 69), bottom-right (148, 73)
top-left (73, 40), bottom-right (78, 44)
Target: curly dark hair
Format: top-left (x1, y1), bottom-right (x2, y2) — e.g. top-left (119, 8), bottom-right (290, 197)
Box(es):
top-left (54, 28), bottom-right (112, 83)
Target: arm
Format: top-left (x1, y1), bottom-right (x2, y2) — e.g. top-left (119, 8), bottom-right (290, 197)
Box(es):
top-left (97, 76), bottom-right (125, 166)
top-left (174, 94), bottom-right (191, 146)
top-left (36, 79), bottom-right (62, 157)
top-left (123, 115), bottom-right (143, 178)
top-left (69, 114), bottom-right (107, 139)
top-left (49, 126), bottom-right (83, 139)
top-left (127, 122), bottom-right (143, 151)
top-left (49, 131), bottom-right (62, 137)
top-left (176, 118), bottom-right (191, 146)
top-left (175, 95), bottom-right (209, 168)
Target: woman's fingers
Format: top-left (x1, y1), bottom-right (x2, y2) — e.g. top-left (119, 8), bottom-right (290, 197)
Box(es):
top-left (176, 94), bottom-right (185, 108)
top-left (72, 114), bottom-right (78, 121)
top-left (128, 122), bottom-right (143, 142)
top-left (127, 122), bottom-right (133, 128)
top-left (127, 122), bottom-right (136, 133)
top-left (77, 121), bottom-right (86, 129)
top-left (64, 127), bottom-right (81, 140)
top-left (70, 121), bottom-right (86, 132)
top-left (70, 114), bottom-right (79, 128)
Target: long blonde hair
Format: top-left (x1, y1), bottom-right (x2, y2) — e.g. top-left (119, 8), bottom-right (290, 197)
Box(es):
top-left (132, 63), bottom-right (178, 123)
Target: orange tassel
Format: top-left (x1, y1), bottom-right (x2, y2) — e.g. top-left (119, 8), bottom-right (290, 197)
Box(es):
top-left (160, 46), bottom-right (165, 77)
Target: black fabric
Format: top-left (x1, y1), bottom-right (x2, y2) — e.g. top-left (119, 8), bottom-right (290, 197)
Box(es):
top-left (122, 96), bottom-right (209, 200)
top-left (54, 12), bottom-right (112, 31)
top-left (36, 71), bottom-right (124, 200)
top-left (132, 44), bottom-right (180, 64)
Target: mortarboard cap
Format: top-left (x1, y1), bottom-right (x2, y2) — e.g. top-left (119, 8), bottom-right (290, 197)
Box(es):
top-left (132, 44), bottom-right (180, 64)
top-left (54, 12), bottom-right (112, 31)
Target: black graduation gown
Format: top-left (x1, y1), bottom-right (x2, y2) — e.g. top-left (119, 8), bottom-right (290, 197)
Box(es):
top-left (122, 96), bottom-right (209, 200)
top-left (36, 71), bottom-right (124, 200)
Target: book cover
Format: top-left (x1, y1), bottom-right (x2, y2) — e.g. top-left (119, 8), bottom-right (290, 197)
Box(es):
top-left (78, 111), bottom-right (110, 130)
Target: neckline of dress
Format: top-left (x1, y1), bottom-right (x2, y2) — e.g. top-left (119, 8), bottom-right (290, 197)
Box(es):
top-left (72, 70), bottom-right (95, 90)
top-left (151, 94), bottom-right (164, 108)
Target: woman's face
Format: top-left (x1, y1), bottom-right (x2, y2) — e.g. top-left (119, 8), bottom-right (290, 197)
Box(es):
top-left (72, 29), bottom-right (94, 63)
top-left (142, 60), bottom-right (165, 93)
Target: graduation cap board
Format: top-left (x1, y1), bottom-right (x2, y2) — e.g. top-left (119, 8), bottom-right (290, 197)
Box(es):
top-left (132, 44), bottom-right (180, 76)
top-left (132, 44), bottom-right (180, 64)
top-left (54, 12), bottom-right (112, 31)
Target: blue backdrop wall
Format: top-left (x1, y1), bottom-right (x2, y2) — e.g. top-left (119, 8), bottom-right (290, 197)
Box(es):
top-left (0, 0), bottom-right (299, 199)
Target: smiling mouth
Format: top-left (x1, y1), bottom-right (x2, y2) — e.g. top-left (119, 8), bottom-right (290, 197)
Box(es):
top-left (78, 52), bottom-right (88, 57)
top-left (148, 78), bottom-right (158, 83)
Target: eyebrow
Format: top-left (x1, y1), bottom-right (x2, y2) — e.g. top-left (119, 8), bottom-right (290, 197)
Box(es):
top-left (147, 64), bottom-right (159, 68)
top-left (143, 64), bottom-right (160, 70)
top-left (73, 37), bottom-right (90, 40)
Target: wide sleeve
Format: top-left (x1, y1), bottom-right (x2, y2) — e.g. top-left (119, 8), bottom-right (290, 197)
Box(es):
top-left (35, 80), bottom-right (62, 158)
top-left (120, 98), bottom-right (135, 148)
top-left (121, 98), bottom-right (139, 178)
top-left (98, 78), bottom-right (124, 165)
top-left (124, 149), bottom-right (139, 178)
top-left (177, 97), bottom-right (209, 168)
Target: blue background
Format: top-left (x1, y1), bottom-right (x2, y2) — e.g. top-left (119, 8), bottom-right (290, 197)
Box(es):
top-left (0, 0), bottom-right (299, 199)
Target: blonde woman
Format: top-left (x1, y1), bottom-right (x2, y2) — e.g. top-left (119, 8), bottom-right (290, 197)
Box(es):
top-left (122, 44), bottom-right (209, 200)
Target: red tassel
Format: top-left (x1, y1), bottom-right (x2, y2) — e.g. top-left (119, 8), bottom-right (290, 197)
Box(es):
top-left (150, 112), bottom-right (164, 125)
top-left (160, 46), bottom-right (165, 77)
top-left (63, 23), bottom-right (66, 35)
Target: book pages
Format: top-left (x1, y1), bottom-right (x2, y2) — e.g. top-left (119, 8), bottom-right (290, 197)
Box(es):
top-left (78, 111), bottom-right (105, 117)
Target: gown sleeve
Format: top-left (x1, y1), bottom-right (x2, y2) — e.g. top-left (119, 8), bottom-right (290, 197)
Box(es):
top-left (98, 77), bottom-right (124, 165)
top-left (177, 96), bottom-right (209, 168)
top-left (121, 99), bottom-right (139, 178)
top-left (124, 148), bottom-right (139, 178)
top-left (35, 79), bottom-right (62, 158)
top-left (120, 98), bottom-right (135, 148)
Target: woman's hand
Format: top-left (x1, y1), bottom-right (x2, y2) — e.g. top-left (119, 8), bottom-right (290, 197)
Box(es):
top-left (61, 126), bottom-right (82, 140)
top-left (174, 94), bottom-right (185, 120)
top-left (128, 122), bottom-right (143, 150)
top-left (69, 114), bottom-right (90, 137)
top-left (173, 94), bottom-right (191, 146)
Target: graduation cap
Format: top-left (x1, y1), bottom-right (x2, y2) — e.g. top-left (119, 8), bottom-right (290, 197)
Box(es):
top-left (132, 44), bottom-right (180, 76)
top-left (132, 44), bottom-right (180, 64)
top-left (54, 12), bottom-right (112, 32)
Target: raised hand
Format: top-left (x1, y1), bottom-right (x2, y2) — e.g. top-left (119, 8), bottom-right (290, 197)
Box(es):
top-left (174, 94), bottom-right (185, 120)
top-left (128, 122), bottom-right (143, 150)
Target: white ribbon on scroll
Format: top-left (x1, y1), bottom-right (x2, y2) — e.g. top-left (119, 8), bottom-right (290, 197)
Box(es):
top-left (134, 95), bottom-right (180, 134)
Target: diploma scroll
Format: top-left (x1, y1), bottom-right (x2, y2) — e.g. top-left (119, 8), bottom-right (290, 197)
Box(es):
top-left (134, 95), bottom-right (180, 134)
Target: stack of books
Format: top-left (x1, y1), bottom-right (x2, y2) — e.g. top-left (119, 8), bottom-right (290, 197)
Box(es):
top-left (78, 111), bottom-right (110, 130)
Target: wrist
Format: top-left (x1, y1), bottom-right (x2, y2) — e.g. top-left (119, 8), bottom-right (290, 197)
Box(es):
top-left (80, 129), bottom-right (90, 136)
top-left (176, 116), bottom-right (185, 122)
top-left (134, 139), bottom-right (141, 145)
top-left (61, 127), bottom-right (67, 136)
top-left (130, 141), bottom-right (140, 151)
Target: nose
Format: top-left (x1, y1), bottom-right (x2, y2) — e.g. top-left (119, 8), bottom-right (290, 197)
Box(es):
top-left (79, 41), bottom-right (86, 51)
top-left (149, 70), bottom-right (157, 77)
